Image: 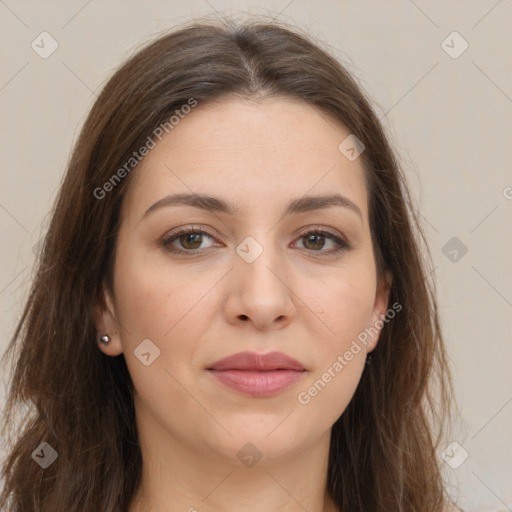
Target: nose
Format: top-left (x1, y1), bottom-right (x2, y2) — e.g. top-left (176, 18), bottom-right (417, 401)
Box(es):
top-left (223, 238), bottom-right (297, 330)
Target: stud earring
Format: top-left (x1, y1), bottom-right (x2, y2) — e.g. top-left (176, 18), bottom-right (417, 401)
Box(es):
top-left (99, 335), bottom-right (110, 346)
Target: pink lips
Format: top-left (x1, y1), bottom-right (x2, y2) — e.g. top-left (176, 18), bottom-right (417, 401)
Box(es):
top-left (206, 351), bottom-right (307, 397)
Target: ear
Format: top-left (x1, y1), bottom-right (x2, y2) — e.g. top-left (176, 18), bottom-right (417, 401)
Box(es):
top-left (366, 270), bottom-right (393, 353)
top-left (92, 283), bottom-right (123, 356)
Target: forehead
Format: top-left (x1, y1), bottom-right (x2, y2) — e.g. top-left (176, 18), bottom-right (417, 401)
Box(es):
top-left (121, 96), bottom-right (369, 222)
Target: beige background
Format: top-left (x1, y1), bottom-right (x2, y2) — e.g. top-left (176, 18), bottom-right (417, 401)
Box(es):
top-left (1, 1), bottom-right (511, 510)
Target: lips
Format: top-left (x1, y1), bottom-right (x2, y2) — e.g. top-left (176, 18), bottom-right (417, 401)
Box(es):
top-left (207, 351), bottom-right (306, 371)
top-left (206, 351), bottom-right (307, 397)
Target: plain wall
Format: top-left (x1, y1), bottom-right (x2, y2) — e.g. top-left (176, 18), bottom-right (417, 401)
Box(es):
top-left (0, 1), bottom-right (511, 510)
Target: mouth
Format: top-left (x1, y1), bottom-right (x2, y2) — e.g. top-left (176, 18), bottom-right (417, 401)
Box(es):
top-left (206, 351), bottom-right (307, 397)
top-left (206, 368), bottom-right (306, 397)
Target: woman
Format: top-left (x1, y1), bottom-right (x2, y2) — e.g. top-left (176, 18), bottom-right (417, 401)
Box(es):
top-left (0, 16), bottom-right (457, 512)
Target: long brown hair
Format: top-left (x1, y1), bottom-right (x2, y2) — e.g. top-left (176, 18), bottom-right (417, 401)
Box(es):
top-left (1, 15), bottom-right (456, 511)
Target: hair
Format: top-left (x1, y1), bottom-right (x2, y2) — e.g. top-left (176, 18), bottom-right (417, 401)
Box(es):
top-left (0, 14), bottom-right (456, 512)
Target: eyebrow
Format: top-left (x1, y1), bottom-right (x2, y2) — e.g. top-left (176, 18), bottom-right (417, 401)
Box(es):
top-left (141, 192), bottom-right (363, 223)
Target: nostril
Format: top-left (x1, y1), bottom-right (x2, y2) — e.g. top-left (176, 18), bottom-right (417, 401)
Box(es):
top-left (240, 315), bottom-right (249, 321)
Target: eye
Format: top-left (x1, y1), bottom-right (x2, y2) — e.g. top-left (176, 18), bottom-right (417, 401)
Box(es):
top-left (162, 225), bottom-right (217, 255)
top-left (161, 225), bottom-right (351, 256)
top-left (293, 226), bottom-right (350, 254)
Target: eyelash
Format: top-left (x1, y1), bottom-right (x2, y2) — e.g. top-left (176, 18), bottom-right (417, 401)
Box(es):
top-left (161, 225), bottom-right (350, 256)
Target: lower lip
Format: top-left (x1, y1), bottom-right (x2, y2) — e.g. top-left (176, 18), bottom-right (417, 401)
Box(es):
top-left (207, 369), bottom-right (306, 397)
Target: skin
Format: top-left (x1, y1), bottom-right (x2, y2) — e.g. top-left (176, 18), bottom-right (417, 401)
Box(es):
top-left (95, 96), bottom-right (392, 512)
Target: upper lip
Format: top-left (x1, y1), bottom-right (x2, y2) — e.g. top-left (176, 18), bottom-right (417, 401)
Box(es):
top-left (207, 351), bottom-right (306, 371)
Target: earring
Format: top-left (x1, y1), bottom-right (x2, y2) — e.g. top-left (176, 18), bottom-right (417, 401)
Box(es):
top-left (365, 354), bottom-right (372, 366)
top-left (99, 335), bottom-right (110, 346)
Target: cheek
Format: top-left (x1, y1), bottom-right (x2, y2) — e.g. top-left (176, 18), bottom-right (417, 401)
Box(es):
top-left (112, 253), bottom-right (215, 420)
top-left (297, 352), bottom-right (365, 430)
top-left (112, 251), bottom-right (221, 391)
top-left (295, 276), bottom-right (374, 426)
top-left (113, 249), bottom-right (208, 339)
top-left (308, 265), bottom-right (376, 350)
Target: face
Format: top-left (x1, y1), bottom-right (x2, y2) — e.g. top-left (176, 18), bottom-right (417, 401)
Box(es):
top-left (95, 96), bottom-right (391, 466)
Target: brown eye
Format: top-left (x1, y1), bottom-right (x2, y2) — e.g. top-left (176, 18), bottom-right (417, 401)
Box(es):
top-left (178, 232), bottom-right (203, 250)
top-left (294, 227), bottom-right (350, 254)
top-left (302, 232), bottom-right (327, 251)
top-left (162, 228), bottom-right (216, 254)
top-left (161, 225), bottom-right (350, 257)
